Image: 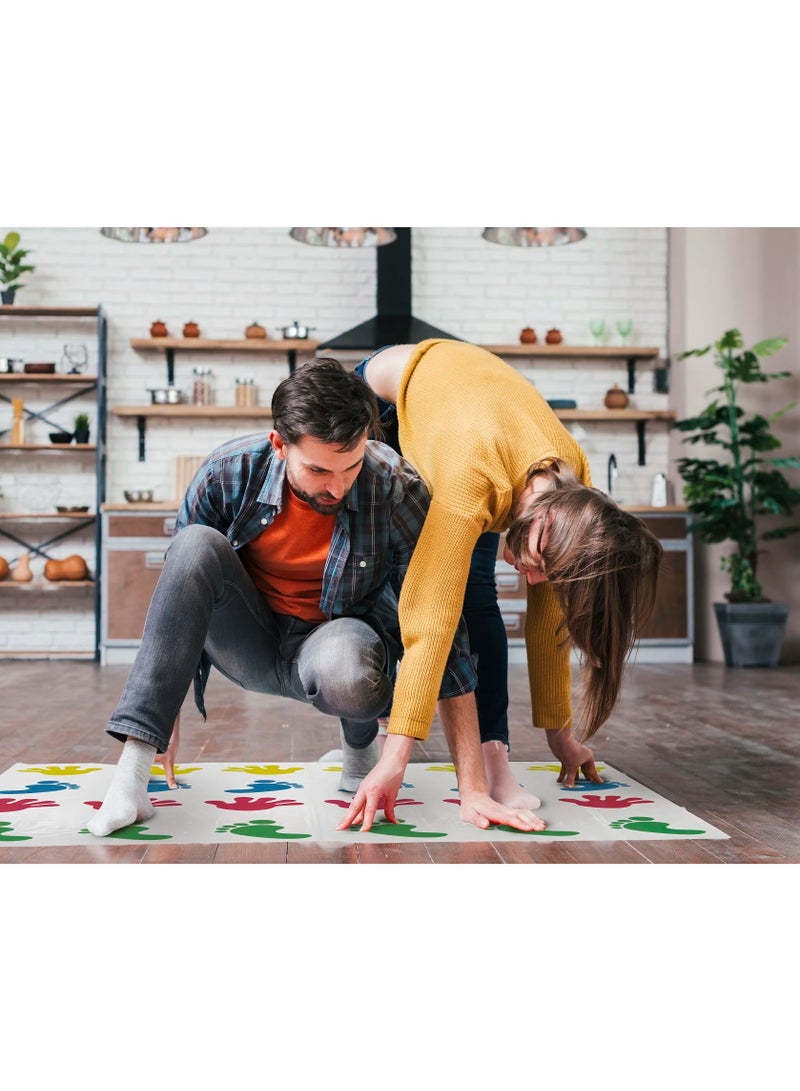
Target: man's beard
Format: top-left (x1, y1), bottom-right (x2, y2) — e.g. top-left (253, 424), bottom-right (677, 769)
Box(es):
top-left (286, 476), bottom-right (345, 516)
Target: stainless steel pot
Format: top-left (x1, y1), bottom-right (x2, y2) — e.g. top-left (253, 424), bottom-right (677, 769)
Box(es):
top-left (148, 387), bottom-right (184, 404)
top-left (281, 320), bottom-right (316, 340)
top-left (0, 357), bottom-right (23, 373)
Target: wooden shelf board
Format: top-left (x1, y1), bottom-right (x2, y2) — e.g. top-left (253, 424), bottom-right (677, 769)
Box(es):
top-left (480, 344), bottom-right (661, 358)
top-left (2, 443), bottom-right (97, 450)
top-left (0, 306), bottom-right (100, 317)
top-left (554, 409), bottom-right (676, 421)
top-left (0, 373), bottom-right (98, 383)
top-left (0, 512), bottom-right (95, 520)
top-left (0, 580), bottom-right (95, 590)
top-left (130, 338), bottom-right (319, 353)
top-left (112, 405), bottom-right (272, 419)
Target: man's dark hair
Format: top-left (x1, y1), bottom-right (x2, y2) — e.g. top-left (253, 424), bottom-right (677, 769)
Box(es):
top-left (271, 357), bottom-right (381, 451)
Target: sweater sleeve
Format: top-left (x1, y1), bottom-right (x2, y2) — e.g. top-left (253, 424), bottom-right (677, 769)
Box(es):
top-left (386, 500), bottom-right (483, 740)
top-left (524, 582), bottom-right (573, 731)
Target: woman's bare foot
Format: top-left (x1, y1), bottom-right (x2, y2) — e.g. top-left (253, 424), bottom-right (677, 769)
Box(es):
top-left (482, 740), bottom-right (541, 810)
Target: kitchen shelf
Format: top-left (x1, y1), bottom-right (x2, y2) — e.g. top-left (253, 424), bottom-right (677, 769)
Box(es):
top-left (0, 304), bottom-right (107, 659)
top-left (3, 443), bottom-right (96, 451)
top-left (552, 407), bottom-right (676, 466)
top-left (481, 343), bottom-right (665, 393)
top-left (111, 405), bottom-right (273, 461)
top-left (130, 337), bottom-right (319, 384)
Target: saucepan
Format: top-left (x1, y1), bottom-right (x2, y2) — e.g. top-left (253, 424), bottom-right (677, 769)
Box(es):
top-left (147, 387), bottom-right (184, 404)
top-left (281, 320), bottom-right (316, 340)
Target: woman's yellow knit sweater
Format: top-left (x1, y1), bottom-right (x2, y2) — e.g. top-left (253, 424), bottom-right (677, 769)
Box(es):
top-left (387, 339), bottom-right (592, 741)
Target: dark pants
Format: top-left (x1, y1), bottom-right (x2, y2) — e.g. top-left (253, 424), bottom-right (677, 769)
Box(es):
top-left (355, 354), bottom-right (510, 748)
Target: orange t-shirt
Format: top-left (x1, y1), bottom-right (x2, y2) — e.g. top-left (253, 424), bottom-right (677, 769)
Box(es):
top-left (240, 486), bottom-right (335, 621)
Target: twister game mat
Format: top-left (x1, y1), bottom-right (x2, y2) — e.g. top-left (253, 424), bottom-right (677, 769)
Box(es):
top-left (0, 760), bottom-right (727, 845)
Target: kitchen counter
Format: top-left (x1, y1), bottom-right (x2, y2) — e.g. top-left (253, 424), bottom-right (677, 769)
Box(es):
top-left (101, 501), bottom-right (179, 512)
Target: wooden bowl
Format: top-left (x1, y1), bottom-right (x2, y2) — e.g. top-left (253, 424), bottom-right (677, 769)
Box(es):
top-left (24, 362), bottom-right (57, 374)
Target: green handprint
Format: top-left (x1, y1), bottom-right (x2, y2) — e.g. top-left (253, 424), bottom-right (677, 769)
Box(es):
top-left (349, 820), bottom-right (447, 838)
top-left (217, 820), bottom-right (311, 840)
top-left (494, 825), bottom-right (580, 837)
top-left (609, 816), bottom-right (706, 835)
top-left (78, 825), bottom-right (172, 841)
top-left (0, 821), bottom-right (32, 842)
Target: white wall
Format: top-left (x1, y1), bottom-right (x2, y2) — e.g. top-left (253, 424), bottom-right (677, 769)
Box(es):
top-left (669, 228), bottom-right (800, 662)
top-left (1, 225), bottom-right (670, 654)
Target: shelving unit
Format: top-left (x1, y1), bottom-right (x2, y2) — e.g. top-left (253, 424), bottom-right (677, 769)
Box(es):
top-left (116, 337), bottom-right (313, 459)
top-left (480, 343), bottom-right (666, 393)
top-left (483, 344), bottom-right (673, 464)
top-left (0, 305), bottom-right (107, 659)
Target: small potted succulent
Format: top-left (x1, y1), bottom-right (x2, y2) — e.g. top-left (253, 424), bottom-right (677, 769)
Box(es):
top-left (0, 232), bottom-right (35, 303)
top-left (73, 412), bottom-right (91, 444)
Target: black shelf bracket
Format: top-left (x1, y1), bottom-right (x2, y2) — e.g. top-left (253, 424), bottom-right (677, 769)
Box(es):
top-left (0, 518), bottom-right (96, 564)
top-left (636, 420), bottom-right (647, 465)
top-left (166, 349), bottom-right (175, 386)
top-left (288, 349), bottom-right (298, 374)
top-left (136, 415), bottom-right (147, 461)
top-left (627, 357), bottom-right (637, 393)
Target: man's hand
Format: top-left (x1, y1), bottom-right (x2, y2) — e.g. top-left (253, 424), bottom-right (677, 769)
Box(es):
top-left (545, 727), bottom-right (602, 788)
top-left (337, 735), bottom-right (414, 833)
top-left (156, 715), bottom-right (180, 789)
top-left (458, 790), bottom-right (545, 832)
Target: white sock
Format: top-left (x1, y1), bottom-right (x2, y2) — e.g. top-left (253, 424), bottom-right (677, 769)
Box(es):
top-left (87, 738), bottom-right (157, 836)
top-left (338, 724), bottom-right (378, 793)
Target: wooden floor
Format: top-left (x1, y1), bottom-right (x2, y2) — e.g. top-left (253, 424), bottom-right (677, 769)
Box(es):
top-left (0, 658), bottom-right (797, 864)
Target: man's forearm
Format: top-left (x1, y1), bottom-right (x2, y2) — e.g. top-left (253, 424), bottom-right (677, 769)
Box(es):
top-left (436, 692), bottom-right (489, 797)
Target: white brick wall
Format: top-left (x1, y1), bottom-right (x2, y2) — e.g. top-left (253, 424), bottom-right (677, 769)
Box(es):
top-left (1, 226), bottom-right (669, 653)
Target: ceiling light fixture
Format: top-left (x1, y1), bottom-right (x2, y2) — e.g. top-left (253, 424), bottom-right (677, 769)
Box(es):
top-left (100, 227), bottom-right (208, 243)
top-left (482, 227), bottom-right (587, 247)
top-left (289, 227), bottom-right (397, 248)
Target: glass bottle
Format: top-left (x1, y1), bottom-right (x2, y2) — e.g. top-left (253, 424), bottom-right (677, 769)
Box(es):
top-left (235, 376), bottom-right (256, 407)
top-left (191, 366), bottom-right (214, 406)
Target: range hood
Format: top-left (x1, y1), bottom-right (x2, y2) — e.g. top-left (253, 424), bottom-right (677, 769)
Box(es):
top-left (318, 228), bottom-right (461, 351)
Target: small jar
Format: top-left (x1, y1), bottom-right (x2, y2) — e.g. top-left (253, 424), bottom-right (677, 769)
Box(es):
top-left (235, 376), bottom-right (256, 407)
top-left (191, 366), bottom-right (214, 406)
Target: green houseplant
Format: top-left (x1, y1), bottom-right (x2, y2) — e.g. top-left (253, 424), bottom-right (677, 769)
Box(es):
top-left (0, 231), bottom-right (35, 303)
top-left (673, 328), bottom-right (800, 666)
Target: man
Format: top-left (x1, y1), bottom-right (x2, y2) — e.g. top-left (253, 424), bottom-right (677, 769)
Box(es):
top-left (88, 358), bottom-right (541, 837)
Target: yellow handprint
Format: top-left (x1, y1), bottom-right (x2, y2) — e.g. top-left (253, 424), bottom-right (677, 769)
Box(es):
top-left (20, 764), bottom-right (102, 776)
top-left (150, 764), bottom-right (203, 777)
top-left (223, 763), bottom-right (305, 775)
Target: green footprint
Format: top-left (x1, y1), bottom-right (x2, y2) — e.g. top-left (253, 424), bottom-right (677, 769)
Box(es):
top-left (0, 821), bottom-right (32, 842)
top-left (217, 820), bottom-right (311, 840)
top-left (494, 825), bottom-right (580, 837)
top-left (79, 825), bottom-right (172, 841)
top-left (609, 816), bottom-right (706, 836)
top-left (350, 820), bottom-right (447, 838)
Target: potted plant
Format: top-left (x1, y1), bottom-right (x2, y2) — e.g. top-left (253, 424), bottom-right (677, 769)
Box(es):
top-left (73, 412), bottom-right (91, 444)
top-left (0, 232), bottom-right (35, 303)
top-left (673, 329), bottom-right (800, 666)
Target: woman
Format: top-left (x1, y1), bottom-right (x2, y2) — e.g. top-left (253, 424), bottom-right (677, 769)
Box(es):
top-left (339, 339), bottom-right (663, 832)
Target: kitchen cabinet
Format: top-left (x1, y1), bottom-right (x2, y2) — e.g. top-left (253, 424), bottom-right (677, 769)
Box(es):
top-left (0, 305), bottom-right (107, 659)
top-left (101, 503), bottom-right (177, 663)
top-left (113, 337), bottom-right (318, 459)
top-left (497, 507), bottom-right (694, 664)
top-left (481, 345), bottom-right (674, 465)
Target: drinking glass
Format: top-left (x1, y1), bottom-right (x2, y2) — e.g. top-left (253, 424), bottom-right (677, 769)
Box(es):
top-left (61, 344), bottom-right (88, 374)
top-left (616, 320), bottom-right (633, 345)
top-left (590, 319), bottom-right (605, 346)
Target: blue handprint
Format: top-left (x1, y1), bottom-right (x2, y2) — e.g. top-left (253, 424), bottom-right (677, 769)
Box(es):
top-left (559, 779), bottom-right (629, 793)
top-left (0, 780), bottom-right (79, 795)
top-left (224, 779), bottom-right (303, 793)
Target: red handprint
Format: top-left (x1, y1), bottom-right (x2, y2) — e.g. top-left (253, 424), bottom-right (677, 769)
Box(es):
top-left (324, 797), bottom-right (421, 809)
top-left (0, 797), bottom-right (59, 812)
top-left (205, 796), bottom-right (303, 811)
top-left (84, 798), bottom-right (181, 810)
top-left (559, 795), bottom-right (654, 809)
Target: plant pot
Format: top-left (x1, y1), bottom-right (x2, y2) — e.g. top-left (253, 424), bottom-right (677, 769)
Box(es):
top-left (74, 428), bottom-right (90, 444)
top-left (1, 289), bottom-right (16, 304)
top-left (714, 602), bottom-right (789, 667)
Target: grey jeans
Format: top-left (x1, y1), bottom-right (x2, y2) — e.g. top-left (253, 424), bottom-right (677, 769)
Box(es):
top-left (106, 524), bottom-right (393, 752)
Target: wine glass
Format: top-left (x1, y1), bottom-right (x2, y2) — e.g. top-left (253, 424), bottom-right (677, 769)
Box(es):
top-left (589, 319), bottom-right (605, 346)
top-left (61, 343), bottom-right (88, 374)
top-left (616, 319), bottom-right (633, 346)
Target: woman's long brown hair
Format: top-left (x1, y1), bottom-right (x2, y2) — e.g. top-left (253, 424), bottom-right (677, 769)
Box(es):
top-left (505, 460), bottom-right (663, 741)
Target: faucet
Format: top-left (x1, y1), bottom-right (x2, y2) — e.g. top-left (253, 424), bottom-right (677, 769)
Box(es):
top-left (607, 453), bottom-right (618, 496)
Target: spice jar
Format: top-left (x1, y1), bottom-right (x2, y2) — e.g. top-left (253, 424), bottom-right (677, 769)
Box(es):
top-left (235, 376), bottom-right (256, 407)
top-left (191, 366), bottom-right (214, 406)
